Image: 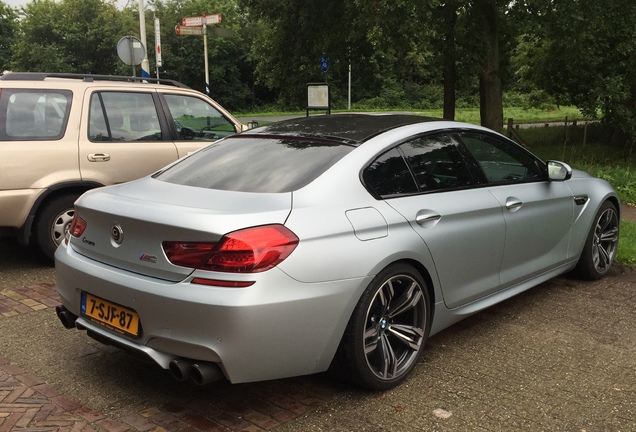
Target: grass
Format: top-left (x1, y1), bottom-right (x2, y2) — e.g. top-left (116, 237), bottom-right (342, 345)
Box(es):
top-left (237, 105), bottom-right (587, 124)
top-left (618, 221), bottom-right (636, 266)
top-left (516, 123), bottom-right (636, 203)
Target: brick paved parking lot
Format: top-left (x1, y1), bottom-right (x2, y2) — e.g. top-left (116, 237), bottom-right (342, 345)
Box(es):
top-left (0, 285), bottom-right (340, 432)
top-left (1, 238), bottom-right (635, 431)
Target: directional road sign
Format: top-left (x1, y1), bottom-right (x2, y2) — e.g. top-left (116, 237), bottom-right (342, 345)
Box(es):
top-left (175, 25), bottom-right (203, 36)
top-left (182, 14), bottom-right (222, 27)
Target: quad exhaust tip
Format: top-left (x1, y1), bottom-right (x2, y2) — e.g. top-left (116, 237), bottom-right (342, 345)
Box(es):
top-left (55, 305), bottom-right (78, 329)
top-left (55, 306), bottom-right (224, 386)
top-left (169, 358), bottom-right (224, 385)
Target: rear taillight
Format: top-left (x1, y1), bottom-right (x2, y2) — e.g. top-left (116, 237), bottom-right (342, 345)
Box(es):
top-left (162, 242), bottom-right (215, 268)
top-left (163, 224), bottom-right (298, 273)
top-left (69, 215), bottom-right (87, 238)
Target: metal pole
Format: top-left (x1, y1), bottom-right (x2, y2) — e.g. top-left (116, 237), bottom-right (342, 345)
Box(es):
top-left (348, 61), bottom-right (351, 111)
top-left (138, 0), bottom-right (150, 78)
top-left (203, 23), bottom-right (210, 96)
top-left (128, 36), bottom-right (136, 77)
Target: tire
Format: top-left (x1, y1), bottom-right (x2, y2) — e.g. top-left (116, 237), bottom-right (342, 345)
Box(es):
top-left (333, 263), bottom-right (430, 390)
top-left (573, 201), bottom-right (619, 280)
top-left (33, 193), bottom-right (79, 262)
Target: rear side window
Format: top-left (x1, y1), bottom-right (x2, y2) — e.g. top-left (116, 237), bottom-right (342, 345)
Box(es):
top-left (89, 92), bottom-right (163, 142)
top-left (363, 148), bottom-right (417, 197)
top-left (155, 136), bottom-right (353, 193)
top-left (363, 133), bottom-right (475, 198)
top-left (0, 89), bottom-right (71, 140)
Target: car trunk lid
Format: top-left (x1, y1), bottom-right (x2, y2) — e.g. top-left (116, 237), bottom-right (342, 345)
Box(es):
top-left (69, 177), bottom-right (292, 281)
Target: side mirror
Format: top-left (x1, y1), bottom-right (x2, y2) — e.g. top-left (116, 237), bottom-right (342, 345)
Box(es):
top-left (547, 160), bottom-right (572, 181)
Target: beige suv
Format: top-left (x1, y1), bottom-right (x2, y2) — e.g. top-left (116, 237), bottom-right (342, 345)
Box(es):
top-left (0, 72), bottom-right (246, 261)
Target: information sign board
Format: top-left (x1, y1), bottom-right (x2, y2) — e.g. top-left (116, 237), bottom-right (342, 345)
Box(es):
top-left (306, 83), bottom-right (330, 116)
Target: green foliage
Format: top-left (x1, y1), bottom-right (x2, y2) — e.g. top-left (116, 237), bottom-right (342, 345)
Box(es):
top-left (149, 0), bottom-right (252, 110)
top-left (617, 221), bottom-right (636, 266)
top-left (9, 0), bottom-right (125, 74)
top-left (518, 123), bottom-right (636, 204)
top-left (1, 0), bottom-right (636, 150)
top-left (0, 2), bottom-right (17, 72)
top-left (519, 0), bottom-right (636, 146)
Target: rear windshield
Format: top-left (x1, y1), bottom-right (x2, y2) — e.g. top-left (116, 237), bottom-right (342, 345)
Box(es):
top-left (155, 135), bottom-right (354, 193)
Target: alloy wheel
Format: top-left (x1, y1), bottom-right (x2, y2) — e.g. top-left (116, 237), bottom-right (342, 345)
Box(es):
top-left (363, 274), bottom-right (426, 382)
top-left (592, 206), bottom-right (619, 274)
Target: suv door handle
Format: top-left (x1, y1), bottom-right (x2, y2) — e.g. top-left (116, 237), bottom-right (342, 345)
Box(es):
top-left (88, 153), bottom-right (111, 162)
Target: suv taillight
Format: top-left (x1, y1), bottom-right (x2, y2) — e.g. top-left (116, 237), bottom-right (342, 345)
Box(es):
top-left (69, 215), bottom-right (87, 238)
top-left (163, 224), bottom-right (299, 273)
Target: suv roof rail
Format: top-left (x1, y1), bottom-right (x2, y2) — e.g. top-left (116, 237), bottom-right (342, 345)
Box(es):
top-left (0, 72), bottom-right (190, 89)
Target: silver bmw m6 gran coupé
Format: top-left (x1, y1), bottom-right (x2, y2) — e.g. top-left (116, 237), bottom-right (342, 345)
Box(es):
top-left (55, 114), bottom-right (620, 390)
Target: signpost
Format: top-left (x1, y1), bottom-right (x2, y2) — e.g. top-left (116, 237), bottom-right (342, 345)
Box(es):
top-left (154, 17), bottom-right (162, 78)
top-left (175, 13), bottom-right (223, 97)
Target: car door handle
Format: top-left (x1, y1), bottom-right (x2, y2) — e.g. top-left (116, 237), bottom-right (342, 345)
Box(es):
top-left (415, 210), bottom-right (442, 226)
top-left (88, 153), bottom-right (111, 162)
top-left (505, 198), bottom-right (523, 212)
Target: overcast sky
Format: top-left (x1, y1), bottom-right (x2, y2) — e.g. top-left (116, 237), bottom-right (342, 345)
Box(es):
top-left (4, 0), bottom-right (132, 9)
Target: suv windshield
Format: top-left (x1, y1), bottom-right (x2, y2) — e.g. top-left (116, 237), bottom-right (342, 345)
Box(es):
top-left (155, 136), bottom-right (354, 193)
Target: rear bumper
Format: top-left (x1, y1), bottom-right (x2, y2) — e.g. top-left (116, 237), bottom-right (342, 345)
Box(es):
top-left (55, 241), bottom-right (369, 383)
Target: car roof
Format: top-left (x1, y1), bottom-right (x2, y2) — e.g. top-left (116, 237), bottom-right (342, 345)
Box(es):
top-left (247, 114), bottom-right (439, 145)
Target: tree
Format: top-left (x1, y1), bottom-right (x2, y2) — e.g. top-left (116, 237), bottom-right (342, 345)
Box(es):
top-left (454, 0), bottom-right (521, 132)
top-left (240, 0), bottom-right (352, 108)
top-left (10, 0), bottom-right (127, 74)
top-left (149, 0), bottom-right (252, 110)
top-left (519, 0), bottom-right (636, 152)
top-left (440, 1), bottom-right (460, 120)
top-left (0, 2), bottom-right (17, 72)
top-left (240, 0), bottom-right (444, 109)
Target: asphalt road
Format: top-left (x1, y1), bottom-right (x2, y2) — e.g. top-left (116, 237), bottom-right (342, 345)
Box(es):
top-left (1, 238), bottom-right (635, 431)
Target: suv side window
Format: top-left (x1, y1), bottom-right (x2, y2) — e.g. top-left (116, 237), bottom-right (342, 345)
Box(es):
top-left (0, 89), bottom-right (71, 140)
top-left (163, 94), bottom-right (235, 141)
top-left (459, 132), bottom-right (545, 183)
top-left (89, 92), bottom-right (162, 142)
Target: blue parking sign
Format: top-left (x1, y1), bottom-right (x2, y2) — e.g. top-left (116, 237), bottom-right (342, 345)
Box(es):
top-left (319, 53), bottom-right (330, 73)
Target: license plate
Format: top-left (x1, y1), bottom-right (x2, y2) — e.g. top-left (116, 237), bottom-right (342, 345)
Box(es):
top-left (80, 292), bottom-right (140, 337)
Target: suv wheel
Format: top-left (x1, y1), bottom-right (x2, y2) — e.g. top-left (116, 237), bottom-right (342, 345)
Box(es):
top-left (33, 193), bottom-right (78, 262)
